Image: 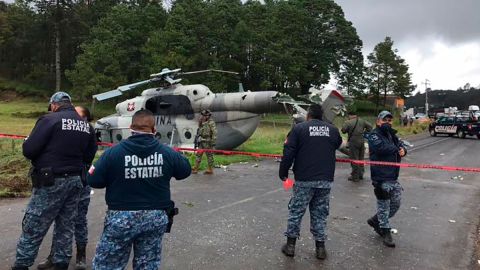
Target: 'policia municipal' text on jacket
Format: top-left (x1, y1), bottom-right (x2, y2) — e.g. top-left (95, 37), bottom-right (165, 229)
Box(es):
top-left (367, 126), bottom-right (407, 183)
top-left (87, 134), bottom-right (192, 210)
top-left (279, 119), bottom-right (342, 182)
top-left (22, 106), bottom-right (97, 173)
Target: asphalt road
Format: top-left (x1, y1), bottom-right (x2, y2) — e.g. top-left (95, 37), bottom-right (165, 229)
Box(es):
top-left (1, 133), bottom-right (480, 270)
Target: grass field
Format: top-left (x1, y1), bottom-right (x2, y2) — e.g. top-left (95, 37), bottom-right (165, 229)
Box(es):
top-left (0, 100), bottom-right (292, 197)
top-left (0, 99), bottom-right (427, 197)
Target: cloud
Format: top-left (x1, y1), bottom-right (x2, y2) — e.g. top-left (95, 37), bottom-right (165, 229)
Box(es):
top-left (400, 39), bottom-right (480, 91)
top-left (335, 0), bottom-right (480, 91)
top-left (335, 0), bottom-right (480, 50)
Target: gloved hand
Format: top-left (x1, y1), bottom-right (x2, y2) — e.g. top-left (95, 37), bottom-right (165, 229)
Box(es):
top-left (280, 175), bottom-right (287, 181)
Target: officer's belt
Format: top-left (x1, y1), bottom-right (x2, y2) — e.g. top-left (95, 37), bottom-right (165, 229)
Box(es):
top-left (53, 172), bottom-right (81, 178)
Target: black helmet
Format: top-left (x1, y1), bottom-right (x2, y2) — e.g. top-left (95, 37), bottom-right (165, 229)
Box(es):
top-left (200, 109), bottom-right (212, 116)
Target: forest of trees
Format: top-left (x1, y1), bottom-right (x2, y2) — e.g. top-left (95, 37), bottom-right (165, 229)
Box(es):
top-left (0, 0), bottom-right (414, 107)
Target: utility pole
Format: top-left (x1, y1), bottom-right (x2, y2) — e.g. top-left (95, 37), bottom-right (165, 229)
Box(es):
top-left (422, 79), bottom-right (430, 116)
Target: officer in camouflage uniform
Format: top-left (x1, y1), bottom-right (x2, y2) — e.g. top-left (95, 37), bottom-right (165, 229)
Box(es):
top-left (193, 109), bottom-right (217, 175)
top-left (37, 106), bottom-right (96, 270)
top-left (366, 111), bottom-right (407, 248)
top-left (279, 104), bottom-right (342, 260)
top-left (341, 111), bottom-right (373, 182)
top-left (88, 109), bottom-right (191, 269)
top-left (12, 92), bottom-right (97, 270)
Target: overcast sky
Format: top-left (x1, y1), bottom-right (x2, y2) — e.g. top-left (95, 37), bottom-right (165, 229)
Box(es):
top-left (335, 0), bottom-right (480, 93)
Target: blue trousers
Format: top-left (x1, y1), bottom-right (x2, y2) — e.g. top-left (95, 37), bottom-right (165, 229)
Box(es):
top-left (376, 181), bottom-right (402, 228)
top-left (14, 176), bottom-right (82, 267)
top-left (285, 185), bottom-right (331, 242)
top-left (51, 185), bottom-right (90, 255)
top-left (93, 210), bottom-right (169, 270)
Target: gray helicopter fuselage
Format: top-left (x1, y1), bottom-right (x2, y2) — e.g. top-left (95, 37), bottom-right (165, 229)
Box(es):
top-left (95, 84), bottom-right (283, 149)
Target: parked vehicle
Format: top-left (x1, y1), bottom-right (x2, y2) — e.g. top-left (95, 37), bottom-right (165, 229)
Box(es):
top-left (429, 115), bottom-right (480, 139)
top-left (414, 113), bottom-right (426, 119)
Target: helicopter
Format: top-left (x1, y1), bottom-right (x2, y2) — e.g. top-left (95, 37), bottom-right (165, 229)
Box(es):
top-left (92, 68), bottom-right (347, 150)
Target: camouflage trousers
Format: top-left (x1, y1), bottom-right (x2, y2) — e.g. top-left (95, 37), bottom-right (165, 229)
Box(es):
top-left (93, 210), bottom-right (169, 270)
top-left (285, 185), bottom-right (331, 242)
top-left (195, 142), bottom-right (214, 168)
top-left (14, 176), bottom-right (82, 267)
top-left (50, 185), bottom-right (90, 252)
top-left (74, 185), bottom-right (91, 244)
top-left (376, 181), bottom-right (402, 228)
top-left (348, 141), bottom-right (365, 179)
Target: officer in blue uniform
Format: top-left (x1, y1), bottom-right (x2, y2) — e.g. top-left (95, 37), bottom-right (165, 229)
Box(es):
top-left (279, 104), bottom-right (342, 260)
top-left (366, 111), bottom-right (407, 248)
top-left (37, 106), bottom-right (96, 270)
top-left (12, 92), bottom-right (97, 270)
top-left (88, 109), bottom-right (191, 269)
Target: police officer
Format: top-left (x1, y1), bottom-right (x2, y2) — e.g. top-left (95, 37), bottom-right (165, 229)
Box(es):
top-left (366, 111), bottom-right (407, 248)
top-left (12, 92), bottom-right (97, 270)
top-left (279, 104), bottom-right (342, 260)
top-left (341, 111), bottom-right (373, 182)
top-left (37, 106), bottom-right (96, 270)
top-left (88, 109), bottom-right (191, 269)
top-left (192, 109), bottom-right (217, 175)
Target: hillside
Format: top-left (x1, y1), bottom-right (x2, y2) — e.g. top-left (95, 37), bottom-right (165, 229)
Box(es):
top-left (405, 89), bottom-right (480, 111)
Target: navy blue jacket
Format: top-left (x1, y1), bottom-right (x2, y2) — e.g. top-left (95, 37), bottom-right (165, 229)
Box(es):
top-left (23, 106), bottom-right (97, 173)
top-left (367, 127), bottom-right (407, 183)
top-left (279, 119), bottom-right (342, 182)
top-left (88, 134), bottom-right (191, 210)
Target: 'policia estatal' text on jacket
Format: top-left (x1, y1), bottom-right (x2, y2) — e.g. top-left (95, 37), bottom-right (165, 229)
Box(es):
top-left (23, 106), bottom-right (97, 173)
top-left (87, 134), bottom-right (191, 210)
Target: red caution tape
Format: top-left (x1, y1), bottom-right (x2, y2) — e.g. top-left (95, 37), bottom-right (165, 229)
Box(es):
top-left (2, 133), bottom-right (480, 173)
top-left (0, 133), bottom-right (27, 140)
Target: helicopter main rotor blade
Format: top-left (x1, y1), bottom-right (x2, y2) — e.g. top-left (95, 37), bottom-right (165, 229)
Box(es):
top-left (117, 79), bottom-right (152, 92)
top-left (180, 69), bottom-right (239, 76)
top-left (93, 89), bottom-right (123, 101)
top-left (150, 68), bottom-right (182, 78)
top-left (92, 79), bottom-right (153, 102)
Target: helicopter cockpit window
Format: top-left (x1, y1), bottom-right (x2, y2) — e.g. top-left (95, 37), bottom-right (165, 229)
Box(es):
top-left (145, 95), bottom-right (194, 119)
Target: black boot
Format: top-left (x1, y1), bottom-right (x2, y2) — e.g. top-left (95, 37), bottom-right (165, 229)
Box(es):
top-left (75, 243), bottom-right (87, 270)
top-left (367, 215), bottom-right (384, 237)
top-left (281, 237), bottom-right (296, 257)
top-left (315, 241), bottom-right (327, 260)
top-left (52, 263), bottom-right (68, 270)
top-left (37, 255), bottom-right (53, 270)
top-left (382, 228), bottom-right (395, 248)
top-left (12, 266), bottom-right (29, 270)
